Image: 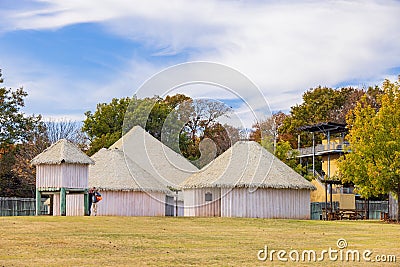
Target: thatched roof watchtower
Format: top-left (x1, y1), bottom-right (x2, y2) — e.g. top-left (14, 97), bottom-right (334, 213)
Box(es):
top-left (31, 139), bottom-right (94, 216)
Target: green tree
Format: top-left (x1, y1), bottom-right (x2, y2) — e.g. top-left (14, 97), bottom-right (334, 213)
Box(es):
top-left (274, 141), bottom-right (307, 177)
top-left (83, 97), bottom-right (131, 155)
top-left (0, 70), bottom-right (42, 147)
top-left (338, 78), bottom-right (400, 221)
top-left (83, 95), bottom-right (191, 156)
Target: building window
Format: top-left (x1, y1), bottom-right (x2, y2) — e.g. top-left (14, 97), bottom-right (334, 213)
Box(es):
top-left (205, 192), bottom-right (212, 202)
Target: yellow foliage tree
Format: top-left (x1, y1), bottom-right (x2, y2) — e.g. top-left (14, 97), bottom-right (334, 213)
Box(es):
top-left (339, 77), bottom-right (400, 221)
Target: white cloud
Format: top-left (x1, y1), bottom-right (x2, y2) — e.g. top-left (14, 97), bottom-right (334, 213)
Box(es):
top-left (1, 0), bottom-right (400, 123)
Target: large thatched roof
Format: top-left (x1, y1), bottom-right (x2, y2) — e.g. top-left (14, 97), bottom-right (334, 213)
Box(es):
top-left (181, 141), bottom-right (315, 190)
top-left (89, 148), bottom-right (170, 193)
top-left (109, 126), bottom-right (198, 188)
top-left (31, 139), bottom-right (94, 165)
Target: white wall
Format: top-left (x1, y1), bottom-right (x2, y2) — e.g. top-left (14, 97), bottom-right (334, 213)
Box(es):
top-left (183, 188), bottom-right (221, 217)
top-left (66, 194), bottom-right (85, 216)
top-left (53, 193), bottom-right (60, 216)
top-left (221, 188), bottom-right (310, 219)
top-left (36, 164), bottom-right (88, 189)
top-left (95, 191), bottom-right (165, 216)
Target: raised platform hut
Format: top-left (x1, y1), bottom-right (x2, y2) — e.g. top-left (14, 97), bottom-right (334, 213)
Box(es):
top-left (31, 139), bottom-right (94, 216)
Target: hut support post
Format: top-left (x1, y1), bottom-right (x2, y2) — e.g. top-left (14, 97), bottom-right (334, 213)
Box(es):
top-left (60, 187), bottom-right (66, 216)
top-left (35, 189), bottom-right (41, 216)
top-left (312, 132), bottom-right (315, 176)
top-left (84, 191), bottom-right (89, 216)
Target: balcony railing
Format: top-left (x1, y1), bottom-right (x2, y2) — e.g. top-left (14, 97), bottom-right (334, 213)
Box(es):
top-left (332, 187), bottom-right (354, 194)
top-left (298, 142), bottom-right (350, 157)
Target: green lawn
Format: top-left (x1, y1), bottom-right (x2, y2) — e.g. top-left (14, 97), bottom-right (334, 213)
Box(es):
top-left (0, 216), bottom-right (399, 266)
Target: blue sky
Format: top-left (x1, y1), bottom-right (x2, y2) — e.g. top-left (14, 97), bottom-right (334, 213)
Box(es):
top-left (1, 0), bottom-right (400, 127)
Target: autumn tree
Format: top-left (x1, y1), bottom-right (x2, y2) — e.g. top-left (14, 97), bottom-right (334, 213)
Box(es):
top-left (203, 123), bottom-right (240, 157)
top-left (11, 125), bottom-right (49, 197)
top-left (0, 70), bottom-right (42, 197)
top-left (251, 112), bottom-right (306, 176)
top-left (176, 98), bottom-right (235, 167)
top-left (280, 86), bottom-right (378, 147)
top-left (338, 78), bottom-right (400, 221)
top-left (250, 111), bottom-right (288, 151)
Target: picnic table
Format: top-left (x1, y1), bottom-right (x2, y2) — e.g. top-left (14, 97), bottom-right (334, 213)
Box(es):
top-left (322, 209), bottom-right (365, 220)
top-left (338, 209), bottom-right (365, 220)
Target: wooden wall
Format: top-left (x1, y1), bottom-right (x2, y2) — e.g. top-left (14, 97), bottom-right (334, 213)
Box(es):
top-left (66, 194), bottom-right (84, 216)
top-left (49, 193), bottom-right (84, 216)
top-left (36, 164), bottom-right (88, 189)
top-left (95, 191), bottom-right (165, 216)
top-left (61, 164), bottom-right (88, 188)
top-left (53, 193), bottom-right (60, 216)
top-left (389, 193), bottom-right (398, 220)
top-left (183, 188), bottom-right (221, 217)
top-left (221, 188), bottom-right (310, 219)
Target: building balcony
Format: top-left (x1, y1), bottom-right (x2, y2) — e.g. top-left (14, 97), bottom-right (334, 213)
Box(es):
top-left (297, 142), bottom-right (350, 157)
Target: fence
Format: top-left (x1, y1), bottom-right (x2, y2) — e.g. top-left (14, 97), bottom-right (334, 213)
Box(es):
top-left (311, 200), bottom-right (388, 220)
top-left (0, 197), bottom-right (48, 216)
top-left (310, 202), bottom-right (340, 220)
top-left (356, 200), bottom-right (388, 220)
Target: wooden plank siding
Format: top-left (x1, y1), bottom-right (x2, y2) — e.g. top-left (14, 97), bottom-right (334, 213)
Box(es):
top-left (221, 188), bottom-right (311, 219)
top-left (36, 164), bottom-right (88, 189)
top-left (389, 193), bottom-right (398, 220)
top-left (66, 194), bottom-right (85, 216)
top-left (95, 191), bottom-right (165, 216)
top-left (53, 193), bottom-right (60, 216)
top-left (183, 188), bottom-right (221, 217)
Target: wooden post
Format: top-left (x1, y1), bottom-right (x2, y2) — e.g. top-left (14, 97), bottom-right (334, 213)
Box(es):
top-left (325, 182), bottom-right (328, 220)
top-left (175, 191), bottom-right (178, 217)
top-left (35, 189), bottom-right (41, 216)
top-left (60, 187), bottom-right (66, 216)
top-left (312, 132), bottom-right (315, 176)
top-left (84, 191), bottom-right (89, 216)
top-left (329, 182), bottom-right (333, 212)
top-left (298, 134), bottom-right (302, 165)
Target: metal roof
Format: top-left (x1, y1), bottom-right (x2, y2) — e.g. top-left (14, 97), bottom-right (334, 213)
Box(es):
top-left (298, 122), bottom-right (347, 134)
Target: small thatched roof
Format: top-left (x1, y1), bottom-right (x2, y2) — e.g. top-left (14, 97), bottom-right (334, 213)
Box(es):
top-left (181, 141), bottom-right (315, 190)
top-left (89, 148), bottom-right (170, 193)
top-left (31, 139), bottom-right (94, 166)
top-left (109, 126), bottom-right (198, 188)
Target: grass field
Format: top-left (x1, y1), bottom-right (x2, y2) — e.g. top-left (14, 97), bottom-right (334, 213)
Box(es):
top-left (0, 216), bottom-right (399, 266)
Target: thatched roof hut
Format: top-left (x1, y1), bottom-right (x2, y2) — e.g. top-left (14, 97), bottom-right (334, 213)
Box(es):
top-left (88, 148), bottom-right (170, 216)
top-left (89, 148), bottom-right (169, 193)
top-left (110, 126), bottom-right (198, 188)
top-left (181, 141), bottom-right (315, 190)
top-left (31, 139), bottom-right (93, 216)
top-left (31, 139), bottom-right (94, 166)
top-left (181, 141), bottom-right (315, 218)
